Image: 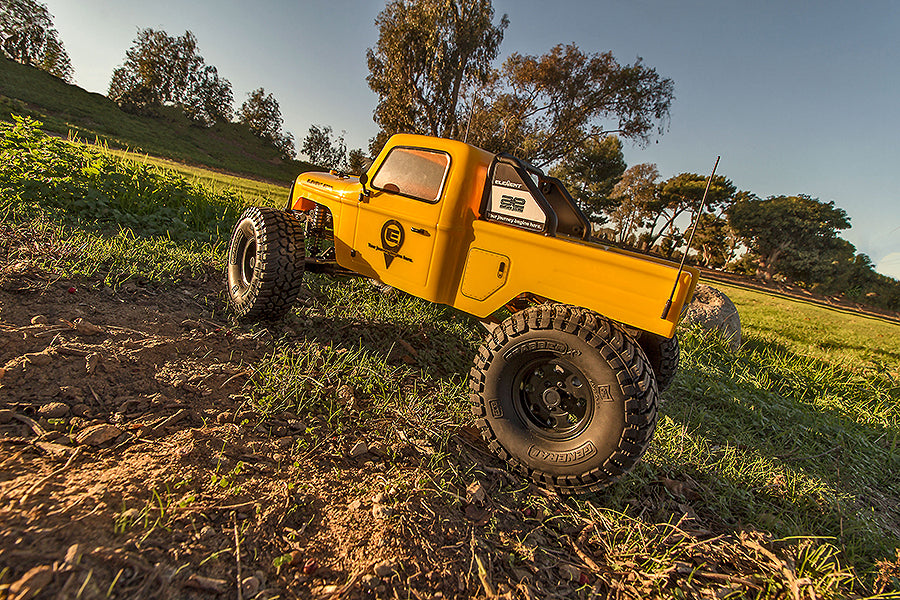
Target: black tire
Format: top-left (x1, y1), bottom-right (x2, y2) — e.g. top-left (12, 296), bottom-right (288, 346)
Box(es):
top-left (469, 305), bottom-right (658, 494)
top-left (636, 331), bottom-right (679, 394)
top-left (226, 207), bottom-right (305, 320)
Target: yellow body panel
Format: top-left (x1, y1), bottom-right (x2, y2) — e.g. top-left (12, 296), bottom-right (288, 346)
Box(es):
top-left (289, 134), bottom-right (697, 338)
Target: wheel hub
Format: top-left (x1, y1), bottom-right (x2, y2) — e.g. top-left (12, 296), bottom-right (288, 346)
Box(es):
top-left (239, 236), bottom-right (256, 287)
top-left (515, 359), bottom-right (592, 440)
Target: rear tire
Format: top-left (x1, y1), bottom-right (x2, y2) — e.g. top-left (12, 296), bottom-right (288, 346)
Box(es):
top-left (469, 305), bottom-right (659, 494)
top-left (226, 207), bottom-right (305, 320)
top-left (637, 331), bottom-right (679, 394)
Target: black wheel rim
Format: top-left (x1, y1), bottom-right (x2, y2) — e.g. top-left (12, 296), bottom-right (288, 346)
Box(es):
top-left (238, 233), bottom-right (256, 288)
top-left (513, 357), bottom-right (593, 441)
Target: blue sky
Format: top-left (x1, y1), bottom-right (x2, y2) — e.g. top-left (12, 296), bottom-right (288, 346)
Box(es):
top-left (43, 0), bottom-right (900, 279)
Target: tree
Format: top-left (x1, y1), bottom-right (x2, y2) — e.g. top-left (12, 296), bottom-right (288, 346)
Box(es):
top-left (182, 64), bottom-right (233, 126)
top-left (108, 28), bottom-right (232, 126)
top-left (727, 194), bottom-right (851, 283)
top-left (0, 0), bottom-right (72, 81)
top-left (468, 44), bottom-right (674, 167)
top-left (347, 148), bottom-right (370, 175)
top-left (301, 124), bottom-right (347, 169)
top-left (237, 88), bottom-right (295, 159)
top-left (366, 0), bottom-right (508, 153)
top-left (646, 172), bottom-right (737, 249)
top-left (549, 135), bottom-right (625, 224)
top-left (688, 213), bottom-right (737, 268)
top-left (607, 163), bottom-right (660, 245)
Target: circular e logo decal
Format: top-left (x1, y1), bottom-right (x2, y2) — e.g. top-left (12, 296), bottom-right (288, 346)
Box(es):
top-left (380, 220), bottom-right (405, 267)
top-left (381, 220), bottom-right (405, 253)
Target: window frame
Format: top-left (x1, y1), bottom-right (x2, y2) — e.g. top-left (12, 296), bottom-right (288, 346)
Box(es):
top-left (370, 146), bottom-right (452, 204)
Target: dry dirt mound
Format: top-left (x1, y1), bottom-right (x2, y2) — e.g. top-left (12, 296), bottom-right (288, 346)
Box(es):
top-left (0, 267), bottom-right (479, 599)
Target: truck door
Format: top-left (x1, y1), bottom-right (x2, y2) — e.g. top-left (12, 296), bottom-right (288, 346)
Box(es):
top-left (352, 146), bottom-right (450, 294)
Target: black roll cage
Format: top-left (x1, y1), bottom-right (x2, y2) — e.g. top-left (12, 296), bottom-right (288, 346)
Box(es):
top-left (480, 153), bottom-right (592, 241)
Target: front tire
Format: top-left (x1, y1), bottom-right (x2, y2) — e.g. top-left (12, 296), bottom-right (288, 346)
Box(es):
top-left (226, 207), bottom-right (305, 320)
top-left (469, 305), bottom-right (658, 494)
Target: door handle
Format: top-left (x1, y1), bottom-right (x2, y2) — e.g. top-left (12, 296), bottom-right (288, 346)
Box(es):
top-left (410, 227), bottom-right (431, 237)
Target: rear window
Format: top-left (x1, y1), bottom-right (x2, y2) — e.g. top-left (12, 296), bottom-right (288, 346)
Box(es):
top-left (371, 147), bottom-right (450, 203)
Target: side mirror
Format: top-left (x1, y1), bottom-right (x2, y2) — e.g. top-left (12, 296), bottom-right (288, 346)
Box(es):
top-left (358, 172), bottom-right (371, 202)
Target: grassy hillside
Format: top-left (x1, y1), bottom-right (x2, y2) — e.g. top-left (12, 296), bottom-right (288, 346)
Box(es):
top-left (0, 56), bottom-right (316, 183)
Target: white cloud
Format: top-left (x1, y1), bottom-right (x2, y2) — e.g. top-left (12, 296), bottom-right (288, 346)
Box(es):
top-left (875, 252), bottom-right (900, 281)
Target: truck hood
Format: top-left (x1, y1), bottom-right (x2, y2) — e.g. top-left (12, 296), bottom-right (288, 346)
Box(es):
top-left (295, 172), bottom-right (361, 200)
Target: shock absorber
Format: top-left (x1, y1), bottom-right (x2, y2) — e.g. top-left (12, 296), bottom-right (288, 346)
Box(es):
top-left (306, 204), bottom-right (329, 259)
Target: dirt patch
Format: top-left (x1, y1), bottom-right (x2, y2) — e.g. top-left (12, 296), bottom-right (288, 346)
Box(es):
top-left (0, 265), bottom-right (479, 599)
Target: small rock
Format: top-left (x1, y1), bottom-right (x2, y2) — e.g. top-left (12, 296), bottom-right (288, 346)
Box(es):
top-left (39, 402), bottom-right (70, 418)
top-left (241, 576), bottom-right (260, 597)
top-left (275, 436), bottom-right (294, 449)
top-left (8, 564), bottom-right (54, 599)
top-left (59, 386), bottom-right (80, 401)
top-left (303, 558), bottom-right (319, 575)
top-left (200, 525), bottom-right (216, 540)
top-left (374, 559), bottom-right (398, 578)
top-left (466, 480), bottom-right (487, 505)
top-left (216, 411), bottom-right (232, 424)
top-left (361, 574), bottom-right (379, 589)
top-left (287, 419), bottom-right (306, 431)
top-left (0, 409), bottom-right (14, 424)
top-left (75, 423), bottom-right (122, 446)
top-left (311, 585), bottom-right (340, 598)
top-left (73, 318), bottom-right (103, 336)
top-left (24, 351), bottom-right (52, 366)
top-left (350, 440), bottom-right (368, 457)
top-left (31, 315), bottom-right (49, 325)
top-left (368, 441), bottom-right (385, 456)
top-left (64, 543), bottom-right (83, 566)
top-left (372, 503), bottom-right (392, 520)
top-left (348, 499), bottom-right (364, 511)
top-left (71, 403), bottom-right (90, 417)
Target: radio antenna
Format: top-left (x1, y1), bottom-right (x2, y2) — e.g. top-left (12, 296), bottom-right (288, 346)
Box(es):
top-left (464, 87), bottom-right (478, 143)
top-left (661, 155), bottom-right (720, 319)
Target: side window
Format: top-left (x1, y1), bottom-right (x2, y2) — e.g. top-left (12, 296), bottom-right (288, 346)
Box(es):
top-left (483, 162), bottom-right (548, 232)
top-left (371, 147), bottom-right (451, 203)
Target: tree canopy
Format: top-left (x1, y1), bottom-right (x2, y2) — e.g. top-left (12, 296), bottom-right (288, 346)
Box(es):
top-left (301, 124), bottom-right (347, 170)
top-left (0, 0), bottom-right (72, 82)
top-left (727, 194), bottom-right (851, 282)
top-left (468, 44), bottom-right (674, 167)
top-left (549, 135), bottom-right (625, 223)
top-left (108, 29), bottom-right (232, 126)
top-left (607, 163), bottom-right (660, 245)
top-left (366, 0), bottom-right (508, 153)
top-left (237, 88), bottom-right (295, 159)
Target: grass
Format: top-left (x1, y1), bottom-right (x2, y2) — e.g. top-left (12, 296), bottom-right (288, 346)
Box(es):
top-left (0, 55), bottom-right (317, 183)
top-left (0, 116), bottom-right (281, 286)
top-left (3, 119), bottom-right (898, 597)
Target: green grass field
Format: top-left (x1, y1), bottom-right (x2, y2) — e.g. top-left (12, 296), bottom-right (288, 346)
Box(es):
top-left (3, 119), bottom-right (898, 596)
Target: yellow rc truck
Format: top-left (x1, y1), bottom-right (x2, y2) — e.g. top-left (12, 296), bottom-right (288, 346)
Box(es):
top-left (226, 134), bottom-right (698, 494)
